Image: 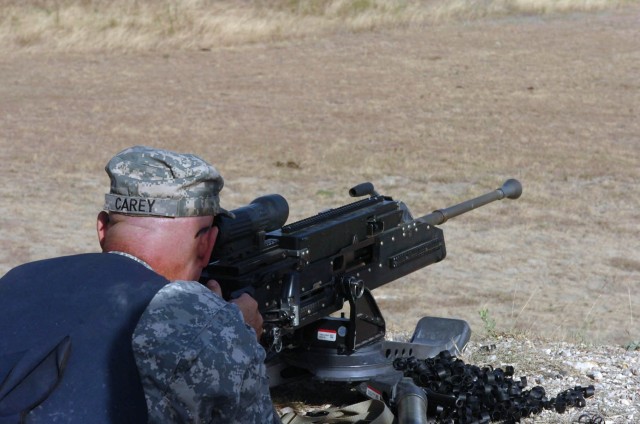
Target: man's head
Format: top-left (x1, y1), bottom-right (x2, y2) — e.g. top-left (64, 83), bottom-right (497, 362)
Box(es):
top-left (97, 146), bottom-right (230, 281)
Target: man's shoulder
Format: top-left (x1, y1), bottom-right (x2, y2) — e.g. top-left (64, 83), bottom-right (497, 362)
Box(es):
top-left (1, 252), bottom-right (160, 283)
top-left (132, 281), bottom-right (245, 349)
top-left (143, 280), bottom-right (229, 319)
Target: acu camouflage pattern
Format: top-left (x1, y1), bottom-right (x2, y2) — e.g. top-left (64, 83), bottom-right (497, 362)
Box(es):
top-left (105, 146), bottom-right (232, 218)
top-left (132, 281), bottom-right (280, 424)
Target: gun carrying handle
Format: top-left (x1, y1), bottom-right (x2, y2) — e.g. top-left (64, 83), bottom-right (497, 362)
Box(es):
top-left (349, 182), bottom-right (379, 197)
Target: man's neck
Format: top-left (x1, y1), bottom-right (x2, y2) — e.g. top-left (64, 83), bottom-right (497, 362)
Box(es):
top-left (107, 251), bottom-right (154, 271)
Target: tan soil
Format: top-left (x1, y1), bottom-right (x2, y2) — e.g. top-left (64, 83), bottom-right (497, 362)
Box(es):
top-left (1, 5), bottom-right (639, 349)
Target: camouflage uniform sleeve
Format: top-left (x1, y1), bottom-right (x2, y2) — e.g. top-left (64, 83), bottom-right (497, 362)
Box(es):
top-left (132, 281), bottom-right (281, 424)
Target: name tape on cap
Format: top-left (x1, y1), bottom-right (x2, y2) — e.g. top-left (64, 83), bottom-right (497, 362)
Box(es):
top-left (105, 194), bottom-right (179, 217)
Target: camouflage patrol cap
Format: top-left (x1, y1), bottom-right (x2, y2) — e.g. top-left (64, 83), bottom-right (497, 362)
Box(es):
top-left (104, 146), bottom-right (233, 218)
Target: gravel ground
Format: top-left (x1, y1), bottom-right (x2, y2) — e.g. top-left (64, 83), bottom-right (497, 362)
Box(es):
top-left (273, 335), bottom-right (640, 423)
top-left (462, 338), bottom-right (640, 423)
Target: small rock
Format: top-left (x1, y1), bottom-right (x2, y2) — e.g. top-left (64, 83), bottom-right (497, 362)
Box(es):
top-left (567, 360), bottom-right (598, 371)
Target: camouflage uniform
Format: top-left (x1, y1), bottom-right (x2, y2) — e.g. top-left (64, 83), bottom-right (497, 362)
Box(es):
top-left (132, 281), bottom-right (280, 423)
top-left (105, 146), bottom-right (279, 423)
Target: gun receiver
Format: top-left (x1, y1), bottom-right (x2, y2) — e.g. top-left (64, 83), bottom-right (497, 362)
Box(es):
top-left (203, 179), bottom-right (521, 353)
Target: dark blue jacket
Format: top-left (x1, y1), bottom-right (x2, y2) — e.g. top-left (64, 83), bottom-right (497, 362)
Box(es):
top-left (0, 253), bottom-right (169, 423)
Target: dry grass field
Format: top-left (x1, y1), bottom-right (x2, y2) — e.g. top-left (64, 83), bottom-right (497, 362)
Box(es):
top-left (1, 0), bottom-right (639, 353)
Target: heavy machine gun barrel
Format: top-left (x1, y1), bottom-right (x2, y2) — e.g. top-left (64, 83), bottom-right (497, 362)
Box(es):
top-left (420, 179), bottom-right (522, 226)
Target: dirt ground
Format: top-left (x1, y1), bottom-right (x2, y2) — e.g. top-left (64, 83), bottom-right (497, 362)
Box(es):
top-left (1, 5), bottom-right (639, 348)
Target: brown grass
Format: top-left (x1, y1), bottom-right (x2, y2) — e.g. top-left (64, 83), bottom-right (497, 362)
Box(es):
top-left (0, 0), bottom-right (634, 52)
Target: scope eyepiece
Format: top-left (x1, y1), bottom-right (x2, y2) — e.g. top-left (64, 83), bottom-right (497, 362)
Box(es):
top-left (213, 194), bottom-right (289, 250)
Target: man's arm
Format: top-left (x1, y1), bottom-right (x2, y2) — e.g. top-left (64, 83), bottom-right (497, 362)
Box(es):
top-left (132, 281), bottom-right (280, 423)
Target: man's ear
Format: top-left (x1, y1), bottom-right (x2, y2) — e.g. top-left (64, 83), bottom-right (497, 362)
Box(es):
top-left (197, 226), bottom-right (218, 268)
top-left (96, 211), bottom-right (110, 250)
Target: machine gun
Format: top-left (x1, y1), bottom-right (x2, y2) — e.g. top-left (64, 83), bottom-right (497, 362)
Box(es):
top-left (202, 179), bottom-right (522, 386)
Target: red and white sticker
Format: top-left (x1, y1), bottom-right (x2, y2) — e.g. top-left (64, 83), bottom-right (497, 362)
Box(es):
top-left (317, 329), bottom-right (337, 342)
top-left (365, 385), bottom-right (382, 401)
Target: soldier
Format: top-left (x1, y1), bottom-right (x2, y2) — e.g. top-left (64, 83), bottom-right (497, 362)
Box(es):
top-left (0, 146), bottom-right (280, 423)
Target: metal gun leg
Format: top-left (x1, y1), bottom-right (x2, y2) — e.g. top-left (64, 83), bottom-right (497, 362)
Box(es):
top-left (396, 378), bottom-right (428, 424)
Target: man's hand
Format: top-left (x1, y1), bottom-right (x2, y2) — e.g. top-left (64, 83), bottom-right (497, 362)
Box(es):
top-left (205, 279), bottom-right (224, 297)
top-left (230, 293), bottom-right (263, 340)
top-left (205, 280), bottom-right (263, 340)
